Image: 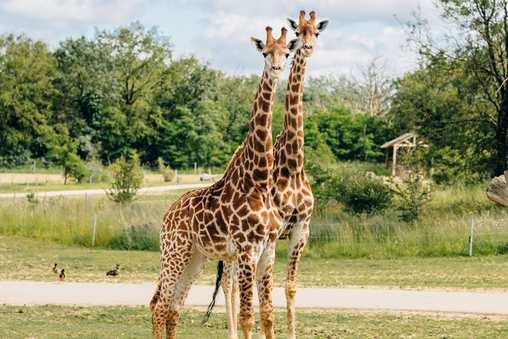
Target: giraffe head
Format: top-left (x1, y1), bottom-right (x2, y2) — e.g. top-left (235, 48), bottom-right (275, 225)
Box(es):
top-left (251, 26), bottom-right (300, 80)
top-left (287, 10), bottom-right (329, 57)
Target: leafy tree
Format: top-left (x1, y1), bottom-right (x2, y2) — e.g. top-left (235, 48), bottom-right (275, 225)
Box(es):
top-left (0, 34), bottom-right (56, 166)
top-left (403, 0), bottom-right (508, 176)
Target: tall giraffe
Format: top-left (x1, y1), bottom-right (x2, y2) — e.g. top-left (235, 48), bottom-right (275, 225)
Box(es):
top-left (150, 27), bottom-right (299, 339)
top-left (213, 11), bottom-right (328, 339)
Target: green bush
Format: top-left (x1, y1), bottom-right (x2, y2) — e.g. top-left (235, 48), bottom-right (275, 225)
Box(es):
top-left (158, 157), bottom-right (174, 182)
top-left (106, 153), bottom-right (143, 203)
top-left (338, 175), bottom-right (393, 215)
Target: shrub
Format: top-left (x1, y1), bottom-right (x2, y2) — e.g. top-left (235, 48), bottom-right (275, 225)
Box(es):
top-left (158, 157), bottom-right (174, 182)
top-left (106, 153), bottom-right (143, 204)
top-left (338, 175), bottom-right (393, 215)
top-left (110, 223), bottom-right (159, 251)
top-left (391, 169), bottom-right (428, 223)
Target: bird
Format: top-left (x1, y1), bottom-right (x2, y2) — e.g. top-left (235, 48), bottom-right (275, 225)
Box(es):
top-left (58, 269), bottom-right (66, 283)
top-left (52, 263), bottom-right (60, 275)
top-left (106, 264), bottom-right (121, 276)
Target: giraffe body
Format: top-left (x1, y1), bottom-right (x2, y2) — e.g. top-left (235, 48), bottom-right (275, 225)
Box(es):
top-left (220, 11), bottom-right (328, 339)
top-left (151, 27), bottom-right (299, 339)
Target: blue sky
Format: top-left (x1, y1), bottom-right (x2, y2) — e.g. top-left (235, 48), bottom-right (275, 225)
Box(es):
top-left (0, 0), bottom-right (444, 79)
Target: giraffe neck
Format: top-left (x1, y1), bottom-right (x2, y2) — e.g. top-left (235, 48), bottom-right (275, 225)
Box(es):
top-left (240, 67), bottom-right (277, 189)
top-left (278, 48), bottom-right (307, 173)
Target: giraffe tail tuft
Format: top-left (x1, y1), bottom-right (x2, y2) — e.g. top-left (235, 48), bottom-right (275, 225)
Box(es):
top-left (201, 260), bottom-right (223, 325)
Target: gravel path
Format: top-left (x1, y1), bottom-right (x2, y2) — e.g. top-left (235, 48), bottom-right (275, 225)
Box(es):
top-left (1, 281), bottom-right (507, 314)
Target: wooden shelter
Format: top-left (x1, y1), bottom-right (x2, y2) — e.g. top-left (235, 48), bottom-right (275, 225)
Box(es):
top-left (380, 133), bottom-right (417, 176)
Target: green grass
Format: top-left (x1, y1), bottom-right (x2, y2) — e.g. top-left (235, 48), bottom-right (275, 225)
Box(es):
top-left (2, 175), bottom-right (508, 259)
top-left (2, 236), bottom-right (508, 291)
top-left (1, 305), bottom-right (508, 338)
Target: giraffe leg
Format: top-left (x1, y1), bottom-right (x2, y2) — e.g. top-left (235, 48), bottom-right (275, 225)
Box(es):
top-left (232, 264), bottom-right (239, 336)
top-left (236, 254), bottom-right (260, 339)
top-left (222, 261), bottom-right (239, 339)
top-left (152, 236), bottom-right (194, 339)
top-left (256, 243), bottom-right (277, 339)
top-left (166, 250), bottom-right (210, 337)
top-left (285, 221), bottom-right (310, 339)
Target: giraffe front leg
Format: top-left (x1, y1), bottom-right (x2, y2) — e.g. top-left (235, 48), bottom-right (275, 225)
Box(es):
top-left (256, 243), bottom-right (277, 339)
top-left (286, 222), bottom-right (309, 339)
top-left (222, 261), bottom-right (239, 339)
top-left (236, 256), bottom-right (258, 339)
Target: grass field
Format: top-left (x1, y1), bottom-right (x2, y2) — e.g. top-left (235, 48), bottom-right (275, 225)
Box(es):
top-left (1, 305), bottom-right (508, 338)
top-left (2, 236), bottom-right (508, 291)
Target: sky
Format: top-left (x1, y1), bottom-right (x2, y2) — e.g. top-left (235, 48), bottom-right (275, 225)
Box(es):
top-left (0, 0), bottom-right (445, 79)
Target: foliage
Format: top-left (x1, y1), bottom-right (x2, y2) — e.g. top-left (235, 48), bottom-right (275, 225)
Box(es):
top-left (106, 153), bottom-right (142, 203)
top-left (157, 157), bottom-right (174, 182)
top-left (391, 169), bottom-right (428, 223)
top-left (307, 162), bottom-right (393, 215)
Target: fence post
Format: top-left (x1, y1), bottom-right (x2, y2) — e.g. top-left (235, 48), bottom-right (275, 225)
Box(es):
top-left (174, 169), bottom-right (178, 182)
top-left (194, 162), bottom-right (197, 175)
top-left (427, 184), bottom-right (431, 202)
top-left (143, 171), bottom-right (146, 187)
top-left (469, 212), bottom-right (474, 257)
top-left (13, 193), bottom-right (16, 203)
top-left (92, 214), bottom-right (97, 248)
top-left (34, 161), bottom-right (36, 174)
top-left (44, 181), bottom-right (48, 205)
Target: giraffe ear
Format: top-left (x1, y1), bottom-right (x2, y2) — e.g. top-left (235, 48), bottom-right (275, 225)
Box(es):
top-left (317, 20), bottom-right (329, 32)
top-left (251, 37), bottom-right (265, 53)
top-left (287, 38), bottom-right (301, 53)
top-left (286, 18), bottom-right (298, 31)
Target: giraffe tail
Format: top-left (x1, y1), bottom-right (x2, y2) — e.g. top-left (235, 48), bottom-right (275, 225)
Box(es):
top-left (201, 260), bottom-right (223, 325)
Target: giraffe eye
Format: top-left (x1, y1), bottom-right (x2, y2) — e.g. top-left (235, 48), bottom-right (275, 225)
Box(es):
top-left (295, 32), bottom-right (300, 37)
top-left (262, 52), bottom-right (267, 58)
top-left (315, 33), bottom-right (320, 38)
top-left (285, 53), bottom-right (290, 58)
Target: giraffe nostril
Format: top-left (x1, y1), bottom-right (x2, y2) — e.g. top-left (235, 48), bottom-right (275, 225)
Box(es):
top-left (272, 66), bottom-right (281, 71)
top-left (304, 45), bottom-right (313, 50)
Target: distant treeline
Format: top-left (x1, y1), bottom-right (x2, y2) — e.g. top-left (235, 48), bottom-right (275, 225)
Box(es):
top-left (0, 22), bottom-right (392, 171)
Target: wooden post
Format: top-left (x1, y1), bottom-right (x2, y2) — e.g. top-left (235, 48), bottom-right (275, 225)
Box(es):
top-left (194, 162), bottom-right (197, 174)
top-left (385, 148), bottom-right (389, 170)
top-left (392, 145), bottom-right (398, 176)
top-left (92, 214), bottom-right (97, 248)
top-left (469, 214), bottom-right (474, 257)
top-left (143, 171), bottom-right (146, 187)
top-left (174, 169), bottom-right (178, 182)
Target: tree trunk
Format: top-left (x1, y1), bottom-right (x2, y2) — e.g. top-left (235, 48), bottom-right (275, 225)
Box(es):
top-left (494, 105), bottom-right (508, 176)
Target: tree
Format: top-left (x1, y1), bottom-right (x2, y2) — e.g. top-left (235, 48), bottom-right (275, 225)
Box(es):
top-left (355, 55), bottom-right (393, 117)
top-left (403, 0), bottom-right (508, 176)
top-left (97, 21), bottom-right (173, 157)
top-left (0, 34), bottom-right (57, 166)
top-left (106, 152), bottom-right (143, 203)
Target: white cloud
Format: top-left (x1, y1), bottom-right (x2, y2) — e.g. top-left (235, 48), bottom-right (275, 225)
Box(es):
top-left (0, 0), bottom-right (156, 41)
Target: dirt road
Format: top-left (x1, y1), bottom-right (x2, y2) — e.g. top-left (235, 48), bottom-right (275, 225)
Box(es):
top-left (1, 281), bottom-right (507, 314)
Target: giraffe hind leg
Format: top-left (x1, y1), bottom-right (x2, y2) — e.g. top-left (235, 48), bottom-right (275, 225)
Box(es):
top-left (152, 237), bottom-right (194, 339)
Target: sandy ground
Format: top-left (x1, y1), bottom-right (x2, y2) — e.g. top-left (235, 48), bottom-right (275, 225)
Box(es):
top-left (1, 281), bottom-right (507, 315)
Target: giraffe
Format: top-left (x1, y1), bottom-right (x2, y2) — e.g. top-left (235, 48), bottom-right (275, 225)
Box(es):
top-left (150, 26), bottom-right (299, 339)
top-left (212, 11), bottom-right (329, 339)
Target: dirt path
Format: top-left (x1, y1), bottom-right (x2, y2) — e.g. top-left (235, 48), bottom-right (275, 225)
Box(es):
top-left (1, 281), bottom-right (507, 314)
top-left (0, 183), bottom-right (213, 198)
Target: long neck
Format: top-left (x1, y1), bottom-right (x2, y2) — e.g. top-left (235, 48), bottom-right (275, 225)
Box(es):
top-left (241, 67), bottom-right (277, 189)
top-left (279, 48), bottom-right (307, 172)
